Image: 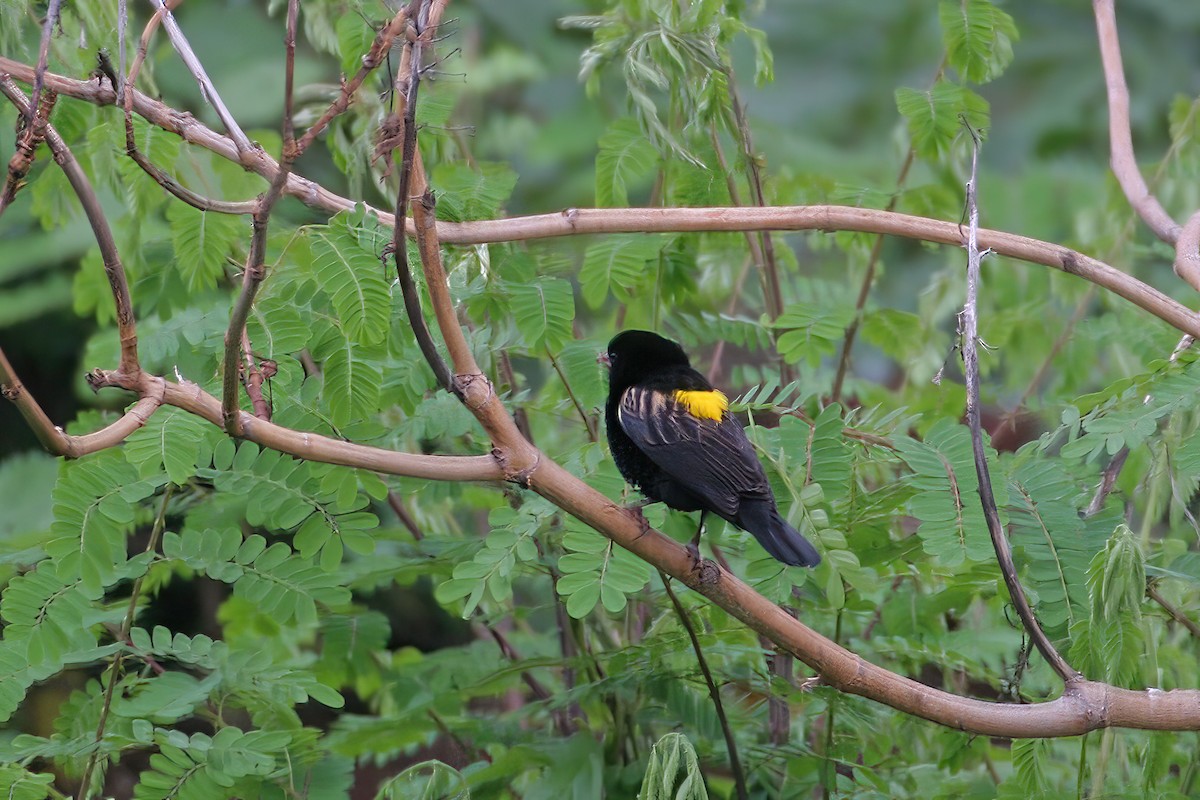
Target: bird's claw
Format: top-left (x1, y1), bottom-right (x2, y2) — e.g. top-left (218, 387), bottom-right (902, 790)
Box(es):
top-left (624, 504), bottom-right (651, 538)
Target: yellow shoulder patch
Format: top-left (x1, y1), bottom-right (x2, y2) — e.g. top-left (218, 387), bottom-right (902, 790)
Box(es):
top-left (673, 389), bottom-right (729, 421)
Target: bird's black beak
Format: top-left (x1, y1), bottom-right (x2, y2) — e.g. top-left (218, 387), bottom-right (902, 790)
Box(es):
top-left (597, 351), bottom-right (611, 369)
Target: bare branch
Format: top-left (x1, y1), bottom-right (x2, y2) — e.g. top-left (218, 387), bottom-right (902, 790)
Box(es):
top-left (88, 369), bottom-right (504, 482)
top-left (27, 0), bottom-right (62, 129)
top-left (0, 346), bottom-right (161, 458)
top-left (0, 84), bottom-right (53, 215)
top-left (388, 0), bottom-right (454, 392)
top-left (4, 58), bottom-right (1197, 340)
top-left (294, 9), bottom-right (410, 155)
top-left (0, 77), bottom-right (140, 376)
top-left (1147, 582), bottom-right (1200, 639)
top-left (1175, 210), bottom-right (1200, 292)
top-left (1092, 0), bottom-right (1181, 247)
top-left (958, 126), bottom-right (1078, 683)
top-left (148, 0), bottom-right (252, 154)
top-left (221, 0), bottom-right (300, 434)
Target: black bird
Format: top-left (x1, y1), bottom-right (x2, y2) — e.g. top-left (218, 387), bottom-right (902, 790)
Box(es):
top-left (603, 330), bottom-right (821, 567)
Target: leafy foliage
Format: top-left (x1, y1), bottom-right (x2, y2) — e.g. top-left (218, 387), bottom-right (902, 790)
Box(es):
top-left (3, 1), bottom-right (1200, 799)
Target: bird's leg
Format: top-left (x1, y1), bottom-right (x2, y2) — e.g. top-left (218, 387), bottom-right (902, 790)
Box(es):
top-left (686, 511), bottom-right (706, 566)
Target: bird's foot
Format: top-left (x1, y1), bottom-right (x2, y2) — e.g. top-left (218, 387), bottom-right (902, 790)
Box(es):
top-left (624, 503), bottom-right (652, 538)
top-left (685, 539), bottom-right (702, 569)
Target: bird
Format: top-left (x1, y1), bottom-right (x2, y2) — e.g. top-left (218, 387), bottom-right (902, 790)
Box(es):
top-left (602, 330), bottom-right (821, 568)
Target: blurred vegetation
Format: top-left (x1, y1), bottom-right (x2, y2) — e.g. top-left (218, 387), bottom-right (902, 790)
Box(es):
top-left (1, 0), bottom-right (1200, 798)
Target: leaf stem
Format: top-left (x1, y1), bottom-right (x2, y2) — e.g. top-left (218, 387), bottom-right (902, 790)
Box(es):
top-left (77, 484), bottom-right (175, 800)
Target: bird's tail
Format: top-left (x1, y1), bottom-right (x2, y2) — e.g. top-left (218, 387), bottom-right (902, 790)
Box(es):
top-left (736, 501), bottom-right (821, 567)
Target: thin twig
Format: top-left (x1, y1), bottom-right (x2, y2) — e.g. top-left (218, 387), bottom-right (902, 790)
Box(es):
top-left (1147, 582), bottom-right (1200, 639)
top-left (294, 9), bottom-right (410, 155)
top-left (547, 348), bottom-right (599, 442)
top-left (482, 623), bottom-right (575, 737)
top-left (1085, 446), bottom-right (1130, 519)
top-left (496, 349), bottom-right (534, 442)
top-left (386, 488), bottom-right (424, 540)
top-left (660, 573), bottom-right (749, 800)
top-left (388, 0), bottom-right (454, 392)
top-left (148, 0), bottom-right (252, 154)
top-left (26, 0), bottom-right (62, 129)
top-left (0, 77), bottom-right (140, 376)
top-left (1092, 0), bottom-right (1180, 247)
top-left (221, 0), bottom-right (300, 433)
top-left (958, 124), bottom-right (1079, 684)
top-left (77, 484), bottom-right (175, 800)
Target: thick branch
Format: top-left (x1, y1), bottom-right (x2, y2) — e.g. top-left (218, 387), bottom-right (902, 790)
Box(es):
top-left (1175, 211), bottom-right (1200, 293)
top-left (959, 132), bottom-right (1078, 683)
top-left (1092, 0), bottom-right (1180, 247)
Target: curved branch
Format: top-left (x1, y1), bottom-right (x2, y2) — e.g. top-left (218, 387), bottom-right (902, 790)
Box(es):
top-left (1175, 210), bottom-right (1200, 293)
top-left (0, 346), bottom-right (161, 458)
top-left (2, 58), bottom-right (1195, 339)
top-left (388, 1), bottom-right (454, 391)
top-left (1092, 0), bottom-right (1181, 246)
top-left (0, 76), bottom-right (140, 376)
top-left (87, 369), bottom-right (504, 482)
top-left (526, 457), bottom-right (1200, 737)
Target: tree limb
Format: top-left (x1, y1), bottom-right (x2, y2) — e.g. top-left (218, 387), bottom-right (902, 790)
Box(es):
top-left (1092, 0), bottom-right (1181, 247)
top-left (958, 126), bottom-right (1079, 683)
top-left (87, 369), bottom-right (503, 482)
top-left (2, 58), bottom-right (1196, 340)
top-left (0, 346), bottom-right (161, 458)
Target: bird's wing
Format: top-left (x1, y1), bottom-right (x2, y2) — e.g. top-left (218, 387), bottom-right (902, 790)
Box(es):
top-left (617, 385), bottom-right (769, 518)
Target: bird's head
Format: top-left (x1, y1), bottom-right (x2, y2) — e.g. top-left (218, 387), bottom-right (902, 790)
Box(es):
top-left (601, 330), bottom-right (691, 390)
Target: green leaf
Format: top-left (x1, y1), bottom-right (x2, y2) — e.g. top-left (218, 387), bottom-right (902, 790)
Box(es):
top-left (895, 421), bottom-right (999, 566)
top-left (595, 117), bottom-right (657, 206)
top-left (773, 301), bottom-right (855, 368)
top-left (557, 528), bottom-right (652, 618)
top-left (639, 732), bottom-right (708, 800)
top-left (432, 162), bottom-right (518, 222)
top-left (580, 235), bottom-right (661, 308)
top-left (895, 80), bottom-right (990, 159)
top-left (939, 0), bottom-right (1019, 84)
top-left (308, 215), bottom-right (391, 346)
top-left (167, 203), bottom-right (244, 292)
top-left (335, 13), bottom-right (376, 78)
top-left (0, 766), bottom-right (56, 800)
top-left (510, 278), bottom-right (575, 351)
top-left (124, 406), bottom-right (212, 484)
